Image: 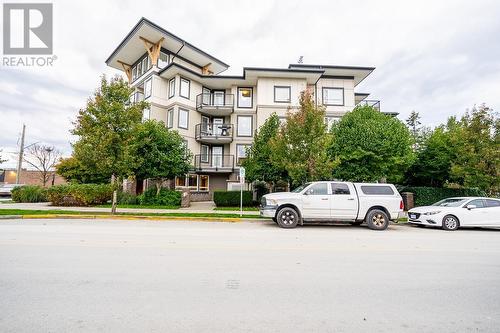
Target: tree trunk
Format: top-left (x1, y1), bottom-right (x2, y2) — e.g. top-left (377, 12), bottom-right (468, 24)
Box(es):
top-left (156, 181), bottom-right (161, 196)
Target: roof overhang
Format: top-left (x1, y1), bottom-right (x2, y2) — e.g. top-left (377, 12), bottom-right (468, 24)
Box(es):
top-left (355, 92), bottom-right (370, 104)
top-left (106, 18), bottom-right (229, 75)
top-left (288, 64), bottom-right (375, 86)
top-left (158, 64), bottom-right (324, 88)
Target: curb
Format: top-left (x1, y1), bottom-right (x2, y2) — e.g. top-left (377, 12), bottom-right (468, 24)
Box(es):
top-left (0, 214), bottom-right (267, 223)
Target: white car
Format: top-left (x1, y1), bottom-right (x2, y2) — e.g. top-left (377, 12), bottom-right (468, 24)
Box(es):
top-left (260, 181), bottom-right (404, 230)
top-left (0, 184), bottom-right (24, 197)
top-left (408, 197), bottom-right (500, 230)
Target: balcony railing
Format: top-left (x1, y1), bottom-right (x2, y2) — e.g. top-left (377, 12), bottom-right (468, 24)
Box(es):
top-left (195, 123), bottom-right (233, 142)
top-left (357, 100), bottom-right (380, 111)
top-left (196, 93), bottom-right (234, 115)
top-left (194, 154), bottom-right (234, 172)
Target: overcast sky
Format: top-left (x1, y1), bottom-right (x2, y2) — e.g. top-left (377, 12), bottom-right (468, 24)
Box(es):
top-left (1, 0), bottom-right (500, 168)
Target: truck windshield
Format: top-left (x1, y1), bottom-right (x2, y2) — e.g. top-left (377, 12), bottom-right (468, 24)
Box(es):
top-left (291, 183), bottom-right (310, 193)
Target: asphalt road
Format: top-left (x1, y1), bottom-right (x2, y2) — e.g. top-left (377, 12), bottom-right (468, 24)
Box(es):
top-left (1, 219), bottom-right (499, 332)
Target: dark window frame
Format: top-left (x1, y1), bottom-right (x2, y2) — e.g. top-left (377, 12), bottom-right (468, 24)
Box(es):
top-left (322, 87), bottom-right (344, 106)
top-left (179, 77), bottom-right (191, 99)
top-left (237, 115), bottom-right (253, 137)
top-left (178, 108), bottom-right (189, 129)
top-left (237, 87), bottom-right (253, 108)
top-left (168, 77), bottom-right (176, 98)
top-left (274, 86), bottom-right (291, 103)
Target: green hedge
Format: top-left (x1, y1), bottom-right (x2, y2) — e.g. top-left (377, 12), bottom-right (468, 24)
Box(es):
top-left (47, 184), bottom-right (113, 206)
top-left (11, 185), bottom-right (48, 203)
top-left (398, 186), bottom-right (486, 207)
top-left (138, 188), bottom-right (181, 207)
top-left (213, 190), bottom-right (253, 207)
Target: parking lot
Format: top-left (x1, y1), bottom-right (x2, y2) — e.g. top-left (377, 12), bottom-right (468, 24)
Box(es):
top-left (1, 219), bottom-right (499, 332)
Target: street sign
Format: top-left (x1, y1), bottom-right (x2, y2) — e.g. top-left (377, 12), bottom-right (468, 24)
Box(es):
top-left (239, 167), bottom-right (245, 184)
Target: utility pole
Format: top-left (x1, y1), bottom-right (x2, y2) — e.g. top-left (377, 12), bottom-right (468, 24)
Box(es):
top-left (16, 124), bottom-right (26, 184)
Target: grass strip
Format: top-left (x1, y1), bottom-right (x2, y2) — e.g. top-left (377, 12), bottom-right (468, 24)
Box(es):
top-left (213, 206), bottom-right (259, 211)
top-left (0, 209), bottom-right (262, 219)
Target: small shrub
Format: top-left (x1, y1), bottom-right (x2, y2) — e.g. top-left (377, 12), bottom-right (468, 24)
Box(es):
top-left (117, 191), bottom-right (139, 205)
top-left (47, 184), bottom-right (113, 206)
top-left (137, 187), bottom-right (181, 207)
top-left (253, 181), bottom-right (269, 201)
top-left (11, 185), bottom-right (48, 203)
top-left (397, 185), bottom-right (486, 207)
top-left (213, 190), bottom-right (253, 207)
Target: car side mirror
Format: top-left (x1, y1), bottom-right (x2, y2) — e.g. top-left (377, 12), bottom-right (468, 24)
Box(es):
top-left (466, 204), bottom-right (477, 210)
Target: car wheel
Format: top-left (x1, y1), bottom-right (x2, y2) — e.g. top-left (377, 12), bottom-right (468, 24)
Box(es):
top-left (442, 215), bottom-right (459, 231)
top-left (366, 209), bottom-right (389, 230)
top-left (350, 221), bottom-right (363, 226)
top-left (276, 207), bottom-right (299, 228)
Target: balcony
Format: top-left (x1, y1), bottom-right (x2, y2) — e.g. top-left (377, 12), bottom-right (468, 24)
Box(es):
top-left (196, 93), bottom-right (234, 116)
top-left (357, 100), bottom-right (380, 111)
top-left (194, 154), bottom-right (234, 173)
top-left (195, 123), bottom-right (233, 144)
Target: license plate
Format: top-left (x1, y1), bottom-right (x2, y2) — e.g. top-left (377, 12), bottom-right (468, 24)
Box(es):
top-left (409, 214), bottom-right (417, 219)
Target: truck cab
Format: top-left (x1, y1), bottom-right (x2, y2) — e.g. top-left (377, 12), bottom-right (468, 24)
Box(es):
top-left (260, 181), bottom-right (403, 230)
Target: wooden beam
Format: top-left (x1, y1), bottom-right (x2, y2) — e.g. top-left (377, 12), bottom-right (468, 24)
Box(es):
top-left (202, 63), bottom-right (213, 75)
top-left (139, 36), bottom-right (165, 67)
top-left (117, 60), bottom-right (132, 82)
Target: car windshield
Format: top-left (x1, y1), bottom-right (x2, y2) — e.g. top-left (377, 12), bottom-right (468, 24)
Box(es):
top-left (432, 198), bottom-right (468, 207)
top-left (291, 183), bottom-right (310, 193)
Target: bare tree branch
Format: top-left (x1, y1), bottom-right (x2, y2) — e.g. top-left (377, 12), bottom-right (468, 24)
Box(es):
top-left (23, 144), bottom-right (62, 186)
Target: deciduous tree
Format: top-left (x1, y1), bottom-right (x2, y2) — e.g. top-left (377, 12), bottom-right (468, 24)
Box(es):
top-left (242, 113), bottom-right (287, 190)
top-left (270, 91), bottom-right (335, 186)
top-left (130, 120), bottom-right (192, 195)
top-left (23, 144), bottom-right (61, 186)
top-left (328, 105), bottom-right (414, 183)
top-left (70, 75), bottom-right (147, 182)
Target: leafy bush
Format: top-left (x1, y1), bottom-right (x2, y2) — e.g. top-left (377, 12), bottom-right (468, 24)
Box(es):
top-left (117, 191), bottom-right (139, 205)
top-left (47, 184), bottom-right (113, 206)
top-left (11, 185), bottom-right (48, 203)
top-left (137, 188), bottom-right (181, 207)
top-left (213, 190), bottom-right (253, 207)
top-left (397, 185), bottom-right (486, 207)
top-left (253, 181), bottom-right (269, 201)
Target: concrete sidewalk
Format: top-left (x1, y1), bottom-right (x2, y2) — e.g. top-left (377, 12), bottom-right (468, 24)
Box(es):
top-left (0, 201), bottom-right (259, 216)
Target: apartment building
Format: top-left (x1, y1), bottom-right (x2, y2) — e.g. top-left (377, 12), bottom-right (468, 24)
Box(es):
top-left (106, 18), bottom-right (387, 199)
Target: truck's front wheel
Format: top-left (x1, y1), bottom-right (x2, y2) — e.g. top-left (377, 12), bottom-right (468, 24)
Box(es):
top-left (365, 209), bottom-right (389, 230)
top-left (276, 207), bottom-right (299, 228)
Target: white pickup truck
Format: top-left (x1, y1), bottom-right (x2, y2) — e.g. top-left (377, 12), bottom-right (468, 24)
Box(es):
top-left (260, 181), bottom-right (404, 230)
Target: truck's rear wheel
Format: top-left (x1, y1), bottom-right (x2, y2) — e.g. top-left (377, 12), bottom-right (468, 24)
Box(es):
top-left (276, 207), bottom-right (299, 228)
top-left (365, 209), bottom-right (389, 230)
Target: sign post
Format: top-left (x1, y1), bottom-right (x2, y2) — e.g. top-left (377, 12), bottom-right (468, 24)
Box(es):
top-left (239, 167), bottom-right (245, 217)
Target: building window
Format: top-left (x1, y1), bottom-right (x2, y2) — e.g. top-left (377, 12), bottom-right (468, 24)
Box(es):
top-left (168, 78), bottom-right (175, 98)
top-left (199, 175), bottom-right (209, 192)
top-left (142, 57), bottom-right (149, 74)
top-left (188, 174), bottom-right (198, 191)
top-left (180, 77), bottom-right (190, 99)
top-left (144, 78), bottom-right (152, 98)
top-left (322, 87), bottom-right (344, 106)
top-left (132, 66), bottom-right (138, 81)
top-left (158, 52), bottom-right (169, 69)
top-left (324, 116), bottom-right (340, 130)
top-left (237, 115), bottom-right (252, 137)
top-left (236, 144), bottom-right (251, 165)
top-left (237, 87), bottom-right (253, 108)
top-left (201, 145), bottom-right (209, 163)
top-left (167, 108), bottom-right (174, 128)
top-left (175, 176), bottom-right (186, 187)
top-left (274, 86), bottom-right (291, 103)
top-left (178, 108), bottom-right (189, 129)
